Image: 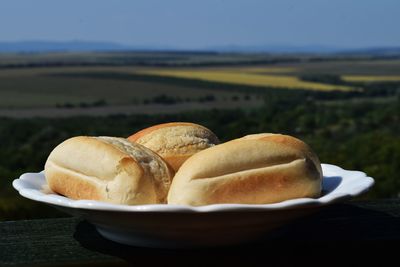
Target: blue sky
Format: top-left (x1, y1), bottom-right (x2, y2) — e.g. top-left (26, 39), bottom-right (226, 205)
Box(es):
top-left (0, 0), bottom-right (399, 48)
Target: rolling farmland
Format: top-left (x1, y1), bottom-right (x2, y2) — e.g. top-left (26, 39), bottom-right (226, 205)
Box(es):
top-left (1, 53), bottom-right (400, 117)
top-left (0, 66), bottom-right (258, 111)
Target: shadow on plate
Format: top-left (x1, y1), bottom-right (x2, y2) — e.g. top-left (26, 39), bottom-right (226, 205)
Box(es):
top-left (73, 203), bottom-right (399, 266)
top-left (321, 175), bottom-right (342, 195)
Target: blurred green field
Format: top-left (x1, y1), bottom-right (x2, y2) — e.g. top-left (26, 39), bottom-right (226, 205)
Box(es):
top-left (0, 67), bottom-right (244, 109)
top-left (1, 96), bottom-right (399, 220)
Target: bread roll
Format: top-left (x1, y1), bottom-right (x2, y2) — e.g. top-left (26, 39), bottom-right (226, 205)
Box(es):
top-left (168, 133), bottom-right (322, 206)
top-left (45, 136), bottom-right (174, 205)
top-left (128, 122), bottom-right (219, 172)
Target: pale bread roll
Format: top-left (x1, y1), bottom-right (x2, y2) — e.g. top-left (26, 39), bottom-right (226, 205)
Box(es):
top-left (128, 122), bottom-right (219, 172)
top-left (168, 133), bottom-right (322, 206)
top-left (45, 136), bottom-right (174, 205)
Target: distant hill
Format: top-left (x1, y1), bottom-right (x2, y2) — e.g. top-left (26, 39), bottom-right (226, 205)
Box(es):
top-left (0, 41), bottom-right (132, 53)
top-left (335, 47), bottom-right (400, 56)
top-left (206, 44), bottom-right (342, 54)
top-left (207, 45), bottom-right (400, 56)
top-left (0, 40), bottom-right (399, 56)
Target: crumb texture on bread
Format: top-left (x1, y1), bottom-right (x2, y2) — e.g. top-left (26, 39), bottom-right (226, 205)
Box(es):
top-left (96, 136), bottom-right (173, 202)
top-left (128, 122), bottom-right (220, 171)
top-left (168, 133), bottom-right (322, 206)
top-left (45, 136), bottom-right (174, 205)
top-left (129, 122), bottom-right (219, 155)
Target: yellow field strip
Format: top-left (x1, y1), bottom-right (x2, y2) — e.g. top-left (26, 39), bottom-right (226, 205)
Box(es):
top-left (137, 70), bottom-right (354, 91)
top-left (207, 67), bottom-right (296, 74)
top-left (342, 75), bottom-right (400, 82)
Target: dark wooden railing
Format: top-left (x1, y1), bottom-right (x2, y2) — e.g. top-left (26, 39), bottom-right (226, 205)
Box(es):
top-left (1, 199), bottom-right (399, 266)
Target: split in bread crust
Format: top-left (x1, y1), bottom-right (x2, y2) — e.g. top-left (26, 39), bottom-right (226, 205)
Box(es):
top-left (168, 133), bottom-right (322, 206)
top-left (45, 136), bottom-right (174, 205)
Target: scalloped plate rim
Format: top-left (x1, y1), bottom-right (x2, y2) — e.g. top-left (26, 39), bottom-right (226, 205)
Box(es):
top-left (12, 163), bottom-right (374, 213)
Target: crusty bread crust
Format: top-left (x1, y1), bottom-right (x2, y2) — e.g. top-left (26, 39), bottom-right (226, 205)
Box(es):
top-left (168, 134), bottom-right (322, 206)
top-left (128, 122), bottom-right (203, 142)
top-left (128, 122), bottom-right (219, 172)
top-left (45, 136), bottom-right (174, 205)
top-left (239, 133), bottom-right (322, 175)
top-left (45, 161), bottom-right (107, 201)
top-left (161, 155), bottom-right (191, 173)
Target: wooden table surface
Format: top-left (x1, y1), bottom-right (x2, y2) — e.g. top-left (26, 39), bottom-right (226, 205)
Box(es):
top-left (1, 199), bottom-right (399, 267)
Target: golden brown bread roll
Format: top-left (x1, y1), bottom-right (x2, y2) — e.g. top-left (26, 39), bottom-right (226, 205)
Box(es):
top-left (45, 136), bottom-right (174, 205)
top-left (128, 122), bottom-right (220, 172)
top-left (168, 133), bottom-right (322, 206)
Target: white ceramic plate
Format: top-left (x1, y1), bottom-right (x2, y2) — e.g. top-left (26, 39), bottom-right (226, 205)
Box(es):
top-left (13, 164), bottom-right (374, 248)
